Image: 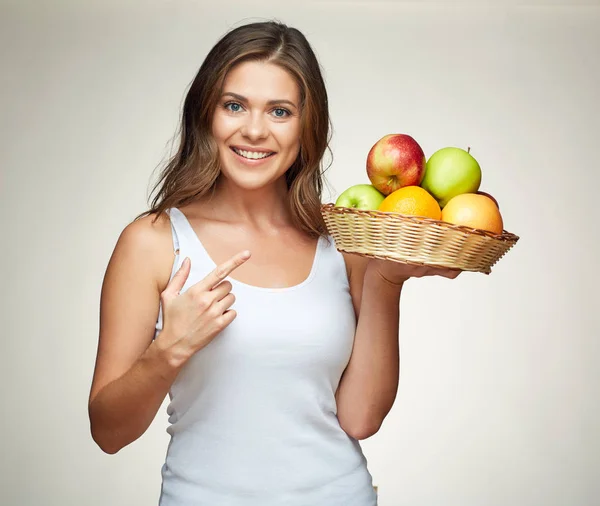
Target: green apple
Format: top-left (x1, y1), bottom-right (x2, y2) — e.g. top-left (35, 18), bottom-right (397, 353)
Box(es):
top-left (335, 184), bottom-right (385, 210)
top-left (421, 147), bottom-right (482, 208)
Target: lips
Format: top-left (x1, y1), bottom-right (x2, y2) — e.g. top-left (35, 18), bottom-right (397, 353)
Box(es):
top-left (230, 146), bottom-right (276, 160)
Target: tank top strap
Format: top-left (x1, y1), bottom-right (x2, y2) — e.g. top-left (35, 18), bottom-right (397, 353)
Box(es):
top-left (166, 207), bottom-right (219, 283)
top-left (314, 234), bottom-right (351, 291)
top-left (154, 208), bottom-right (186, 339)
top-left (165, 208), bottom-right (180, 255)
top-left (167, 207), bottom-right (203, 256)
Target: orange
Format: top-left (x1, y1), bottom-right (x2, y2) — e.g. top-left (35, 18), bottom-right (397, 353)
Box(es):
top-left (378, 185), bottom-right (441, 219)
top-left (441, 193), bottom-right (503, 234)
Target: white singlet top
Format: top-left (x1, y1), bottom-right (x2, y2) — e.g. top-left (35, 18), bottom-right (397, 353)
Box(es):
top-left (154, 207), bottom-right (377, 505)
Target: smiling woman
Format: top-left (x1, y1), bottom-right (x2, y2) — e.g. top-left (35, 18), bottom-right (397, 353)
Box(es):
top-left (133, 22), bottom-right (332, 238)
top-left (211, 61), bottom-right (303, 191)
top-left (88, 18), bottom-right (456, 506)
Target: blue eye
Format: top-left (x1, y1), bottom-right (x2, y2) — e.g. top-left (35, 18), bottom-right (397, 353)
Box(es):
top-left (224, 101), bottom-right (290, 118)
top-left (225, 102), bottom-right (242, 112)
top-left (272, 108), bottom-right (290, 118)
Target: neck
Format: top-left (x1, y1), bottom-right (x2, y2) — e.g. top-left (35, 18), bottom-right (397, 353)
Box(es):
top-left (205, 175), bottom-right (293, 230)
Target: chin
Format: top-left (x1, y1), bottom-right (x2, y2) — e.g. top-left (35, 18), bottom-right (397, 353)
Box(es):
top-left (218, 169), bottom-right (282, 191)
top-left (218, 153), bottom-right (293, 191)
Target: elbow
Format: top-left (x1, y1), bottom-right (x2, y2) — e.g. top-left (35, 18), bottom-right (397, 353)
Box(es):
top-left (89, 401), bottom-right (124, 455)
top-left (91, 427), bottom-right (121, 455)
top-left (89, 419), bottom-right (123, 455)
top-left (339, 416), bottom-right (383, 441)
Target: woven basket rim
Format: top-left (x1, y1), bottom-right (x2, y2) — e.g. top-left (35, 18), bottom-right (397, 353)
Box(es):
top-left (321, 202), bottom-right (519, 243)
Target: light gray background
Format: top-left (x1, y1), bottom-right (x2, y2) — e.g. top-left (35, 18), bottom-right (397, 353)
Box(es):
top-left (1, 0), bottom-right (599, 505)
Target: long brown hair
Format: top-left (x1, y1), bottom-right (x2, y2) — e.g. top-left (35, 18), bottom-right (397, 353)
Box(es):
top-left (135, 20), bottom-right (333, 238)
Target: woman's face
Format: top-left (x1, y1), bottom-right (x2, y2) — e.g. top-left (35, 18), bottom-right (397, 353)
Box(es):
top-left (211, 60), bottom-right (302, 191)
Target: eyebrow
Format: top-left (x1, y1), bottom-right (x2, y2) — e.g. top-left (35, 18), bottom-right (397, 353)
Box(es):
top-left (221, 92), bottom-right (298, 109)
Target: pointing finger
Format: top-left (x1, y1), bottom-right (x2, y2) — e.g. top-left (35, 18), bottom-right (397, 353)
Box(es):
top-left (201, 250), bottom-right (251, 290)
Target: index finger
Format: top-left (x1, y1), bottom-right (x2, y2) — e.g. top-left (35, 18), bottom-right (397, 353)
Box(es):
top-left (201, 250), bottom-right (251, 290)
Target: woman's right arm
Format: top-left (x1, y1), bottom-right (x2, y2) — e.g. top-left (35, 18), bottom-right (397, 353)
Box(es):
top-left (88, 215), bottom-right (181, 454)
top-left (88, 214), bottom-right (250, 454)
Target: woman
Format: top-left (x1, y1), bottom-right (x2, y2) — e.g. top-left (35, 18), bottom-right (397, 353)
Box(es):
top-left (88, 20), bottom-right (459, 505)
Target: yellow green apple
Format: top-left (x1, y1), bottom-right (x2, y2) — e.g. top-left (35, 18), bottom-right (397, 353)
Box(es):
top-left (335, 184), bottom-right (385, 210)
top-left (421, 147), bottom-right (482, 208)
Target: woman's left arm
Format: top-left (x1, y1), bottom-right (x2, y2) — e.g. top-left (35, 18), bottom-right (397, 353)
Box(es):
top-left (335, 254), bottom-right (459, 440)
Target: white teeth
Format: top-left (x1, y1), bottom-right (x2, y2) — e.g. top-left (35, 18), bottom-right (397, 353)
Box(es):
top-left (233, 148), bottom-right (273, 159)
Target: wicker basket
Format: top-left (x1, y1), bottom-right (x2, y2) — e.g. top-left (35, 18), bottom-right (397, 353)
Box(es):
top-left (320, 203), bottom-right (519, 274)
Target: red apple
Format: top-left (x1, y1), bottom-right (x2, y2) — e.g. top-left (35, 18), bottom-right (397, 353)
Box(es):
top-left (366, 134), bottom-right (426, 196)
top-left (476, 190), bottom-right (500, 210)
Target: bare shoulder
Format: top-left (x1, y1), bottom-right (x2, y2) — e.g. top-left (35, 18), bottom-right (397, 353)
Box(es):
top-left (116, 211), bottom-right (176, 292)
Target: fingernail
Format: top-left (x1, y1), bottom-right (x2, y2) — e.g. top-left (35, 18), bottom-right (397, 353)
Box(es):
top-left (242, 250), bottom-right (251, 259)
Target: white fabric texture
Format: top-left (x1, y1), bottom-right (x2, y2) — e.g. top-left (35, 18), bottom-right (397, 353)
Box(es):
top-left (154, 207), bottom-right (377, 506)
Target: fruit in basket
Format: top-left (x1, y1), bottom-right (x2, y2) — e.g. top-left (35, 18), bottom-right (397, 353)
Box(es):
top-left (441, 193), bottom-right (503, 234)
top-left (421, 147), bottom-right (481, 208)
top-left (335, 184), bottom-right (386, 210)
top-left (366, 134), bottom-right (426, 196)
top-left (476, 190), bottom-right (499, 210)
top-left (378, 185), bottom-right (441, 220)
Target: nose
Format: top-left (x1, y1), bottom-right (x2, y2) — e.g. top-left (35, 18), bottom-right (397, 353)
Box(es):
top-left (240, 111), bottom-right (268, 141)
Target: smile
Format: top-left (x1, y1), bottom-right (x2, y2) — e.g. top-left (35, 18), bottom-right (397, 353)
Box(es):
top-left (231, 147), bottom-right (275, 160)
